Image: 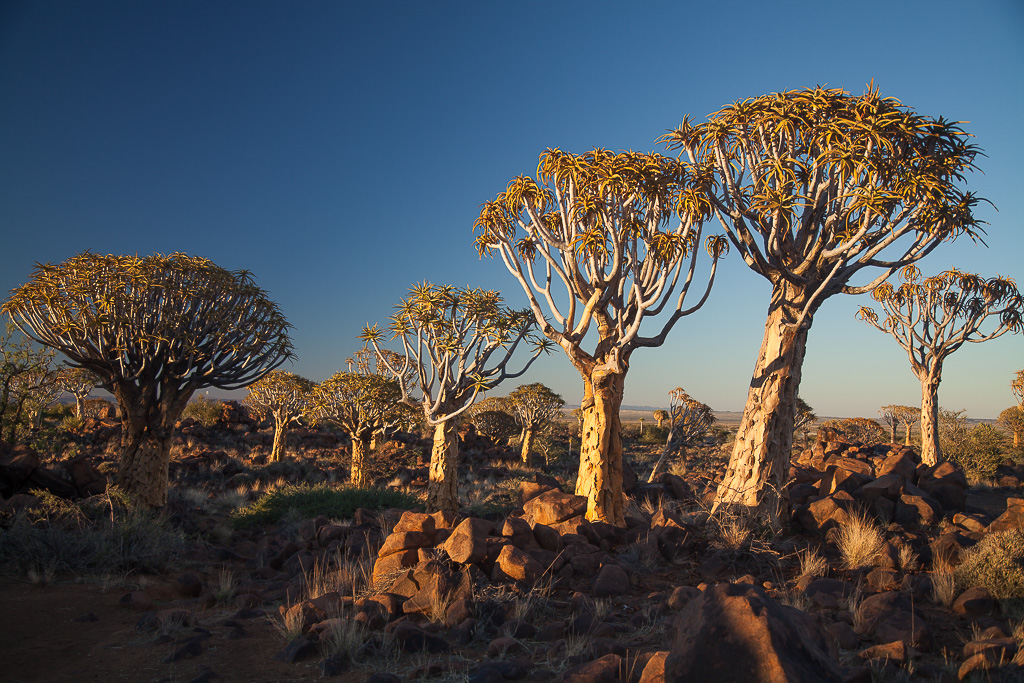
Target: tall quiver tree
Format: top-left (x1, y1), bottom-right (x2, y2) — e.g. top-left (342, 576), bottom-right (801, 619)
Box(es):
top-left (662, 85), bottom-right (985, 516)
top-left (361, 284), bottom-right (549, 514)
top-left (475, 149), bottom-right (727, 525)
top-left (243, 370), bottom-right (314, 462)
top-left (309, 371), bottom-right (402, 487)
top-left (858, 266), bottom-right (1023, 465)
top-left (56, 366), bottom-right (100, 418)
top-left (508, 383), bottom-right (565, 463)
top-left (2, 253), bottom-right (293, 508)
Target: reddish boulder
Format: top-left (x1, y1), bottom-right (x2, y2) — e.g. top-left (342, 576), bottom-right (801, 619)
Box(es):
top-left (664, 583), bottom-right (842, 682)
top-left (523, 489), bottom-right (587, 526)
top-left (441, 517), bottom-right (494, 564)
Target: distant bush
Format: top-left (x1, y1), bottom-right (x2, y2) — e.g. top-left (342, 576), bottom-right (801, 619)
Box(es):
top-left (945, 422), bottom-right (1008, 481)
top-left (181, 395), bottom-right (224, 427)
top-left (230, 483), bottom-right (422, 529)
top-left (819, 417), bottom-right (886, 446)
top-left (955, 528), bottom-right (1024, 599)
top-left (639, 425), bottom-right (670, 445)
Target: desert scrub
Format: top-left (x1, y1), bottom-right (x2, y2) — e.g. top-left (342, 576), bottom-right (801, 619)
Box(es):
top-left (181, 395), bottom-right (224, 427)
top-left (0, 491), bottom-right (187, 579)
top-left (955, 528), bottom-right (1024, 599)
top-left (831, 510), bottom-right (885, 570)
top-left (230, 483), bottom-right (421, 529)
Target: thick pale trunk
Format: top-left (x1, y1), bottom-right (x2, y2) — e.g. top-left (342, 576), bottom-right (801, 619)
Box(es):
top-left (714, 297), bottom-right (809, 516)
top-left (270, 417), bottom-right (286, 462)
top-left (889, 424), bottom-right (897, 443)
top-left (905, 424), bottom-right (913, 446)
top-left (520, 427), bottom-right (535, 463)
top-left (75, 396), bottom-right (86, 419)
top-left (1015, 430), bottom-right (1020, 449)
top-left (112, 382), bottom-right (192, 509)
top-left (576, 368), bottom-right (625, 526)
top-left (426, 421), bottom-right (459, 514)
top-left (350, 433), bottom-right (373, 487)
top-left (919, 370), bottom-right (942, 466)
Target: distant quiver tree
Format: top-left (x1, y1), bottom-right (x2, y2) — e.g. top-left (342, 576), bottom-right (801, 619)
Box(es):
top-left (243, 370), bottom-right (314, 462)
top-left (507, 382), bottom-right (565, 463)
top-left (662, 85), bottom-right (986, 516)
top-left (2, 253), bottom-right (293, 507)
top-left (647, 387), bottom-right (715, 482)
top-left (475, 148), bottom-right (727, 525)
top-left (56, 365), bottom-right (101, 418)
top-left (998, 406), bottom-right (1024, 449)
top-left (858, 266), bottom-right (1023, 465)
top-left (361, 284), bottom-right (549, 513)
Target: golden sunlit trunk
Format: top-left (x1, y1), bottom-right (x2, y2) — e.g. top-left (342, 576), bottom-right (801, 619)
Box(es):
top-left (427, 420), bottom-right (459, 514)
top-left (576, 368), bottom-right (625, 526)
top-left (270, 417), bottom-right (286, 462)
top-left (520, 427), bottom-right (535, 463)
top-left (714, 298), bottom-right (809, 517)
top-left (350, 433), bottom-right (373, 487)
top-left (919, 371), bottom-right (942, 466)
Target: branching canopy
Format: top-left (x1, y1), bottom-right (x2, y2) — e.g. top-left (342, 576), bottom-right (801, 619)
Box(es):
top-left (508, 382), bottom-right (565, 433)
top-left (243, 370), bottom-right (314, 425)
top-left (308, 371), bottom-right (404, 440)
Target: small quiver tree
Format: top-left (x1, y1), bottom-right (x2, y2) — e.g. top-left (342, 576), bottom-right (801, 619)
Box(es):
top-left (1013, 370), bottom-right (1024, 407)
top-left (0, 322), bottom-right (56, 442)
top-left (647, 388), bottom-right (715, 482)
top-left (475, 148), bottom-right (727, 525)
top-left (878, 405), bottom-right (904, 443)
top-left (56, 365), bottom-right (100, 418)
top-left (662, 85), bottom-right (985, 517)
top-left (999, 406), bottom-right (1024, 449)
top-left (309, 371), bottom-right (402, 487)
top-left (793, 397), bottom-right (816, 445)
top-left (467, 396), bottom-right (519, 445)
top-left (243, 370), bottom-right (315, 462)
top-left (508, 382), bottom-right (565, 463)
top-left (858, 267), bottom-right (1023, 465)
top-left (892, 405), bottom-right (919, 445)
top-left (361, 284), bottom-right (549, 514)
top-left (653, 409), bottom-right (669, 429)
top-left (2, 253), bottom-right (293, 508)
top-left (16, 365), bottom-right (63, 430)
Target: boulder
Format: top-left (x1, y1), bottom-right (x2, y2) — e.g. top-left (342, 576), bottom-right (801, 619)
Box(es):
top-left (663, 583), bottom-right (842, 682)
top-left (441, 517), bottom-right (494, 564)
top-left (523, 489), bottom-right (587, 526)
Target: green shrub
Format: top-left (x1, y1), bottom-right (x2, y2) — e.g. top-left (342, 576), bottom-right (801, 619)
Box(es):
top-left (945, 423), bottom-right (1008, 480)
top-left (639, 425), bottom-right (669, 445)
top-left (230, 484), bottom-right (422, 529)
top-left (955, 528), bottom-right (1024, 599)
top-left (181, 395), bottom-right (224, 427)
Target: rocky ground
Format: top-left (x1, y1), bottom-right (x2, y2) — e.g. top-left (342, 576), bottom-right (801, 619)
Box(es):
top-left (3, 404), bottom-right (1024, 682)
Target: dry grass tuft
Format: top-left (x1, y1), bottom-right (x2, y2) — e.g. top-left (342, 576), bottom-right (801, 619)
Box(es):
top-left (931, 561), bottom-right (957, 608)
top-left (831, 510), bottom-right (884, 570)
top-left (797, 548), bottom-right (828, 582)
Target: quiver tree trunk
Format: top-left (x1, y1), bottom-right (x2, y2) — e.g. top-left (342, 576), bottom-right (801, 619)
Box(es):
top-left (520, 426), bottom-right (535, 463)
top-left (905, 424), bottom-right (913, 446)
top-left (75, 396), bottom-right (86, 419)
top-left (918, 369), bottom-right (942, 466)
top-left (427, 420), bottom-right (459, 514)
top-left (270, 414), bottom-right (286, 462)
top-left (350, 431), bottom-right (373, 487)
top-left (714, 296), bottom-right (810, 517)
top-left (576, 367), bottom-right (626, 526)
top-left (113, 383), bottom-right (193, 509)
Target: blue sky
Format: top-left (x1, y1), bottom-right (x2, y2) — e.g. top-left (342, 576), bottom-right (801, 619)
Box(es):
top-left (1, 1), bottom-right (1022, 418)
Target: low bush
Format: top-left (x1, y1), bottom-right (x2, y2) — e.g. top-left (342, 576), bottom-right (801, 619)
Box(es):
top-left (955, 528), bottom-right (1024, 599)
top-left (230, 483), bottom-right (421, 529)
top-left (639, 426), bottom-right (669, 445)
top-left (181, 395), bottom-right (224, 427)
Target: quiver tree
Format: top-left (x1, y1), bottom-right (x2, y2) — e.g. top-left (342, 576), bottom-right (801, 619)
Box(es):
top-left (346, 346), bottom-right (417, 448)
top-left (2, 253), bottom-right (293, 508)
top-left (1012, 370), bottom-right (1024, 407)
top-left (999, 406), bottom-right (1024, 449)
top-left (858, 266), bottom-right (1023, 464)
top-left (243, 370), bottom-right (315, 462)
top-left (891, 405), bottom-right (919, 445)
top-left (878, 405), bottom-right (904, 443)
top-left (507, 382), bottom-right (565, 463)
top-left (794, 397), bottom-right (816, 444)
top-left (0, 322), bottom-right (56, 442)
top-left (475, 148), bottom-right (727, 525)
top-left (361, 284), bottom-right (549, 513)
top-left (662, 85), bottom-right (985, 516)
top-left (16, 365), bottom-right (63, 430)
top-left (647, 387), bottom-right (715, 482)
top-left (467, 397), bottom-right (519, 444)
top-left (56, 365), bottom-right (100, 418)
top-left (309, 371), bottom-right (402, 487)
top-left (653, 409), bottom-right (669, 429)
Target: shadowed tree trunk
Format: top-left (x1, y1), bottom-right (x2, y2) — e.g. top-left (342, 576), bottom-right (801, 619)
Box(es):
top-left (918, 369), bottom-right (942, 466)
top-left (350, 431), bottom-right (373, 487)
top-left (270, 412), bottom-right (286, 462)
top-left (576, 367), bottom-right (626, 526)
top-left (715, 294), bottom-right (810, 517)
top-left (113, 382), bottom-right (193, 508)
top-left (427, 420), bottom-right (459, 514)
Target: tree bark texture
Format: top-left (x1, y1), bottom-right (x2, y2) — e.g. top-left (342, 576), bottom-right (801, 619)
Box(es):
top-left (426, 420), bottom-right (459, 514)
top-left (918, 370), bottom-right (942, 466)
top-left (113, 383), bottom-right (192, 508)
top-left (270, 416), bottom-right (286, 462)
top-left (714, 297), bottom-right (809, 516)
top-left (520, 427), bottom-right (535, 463)
top-left (905, 425), bottom-right (912, 446)
top-left (350, 432), bottom-right (373, 487)
top-left (75, 396), bottom-right (86, 419)
top-left (576, 368), bottom-right (626, 526)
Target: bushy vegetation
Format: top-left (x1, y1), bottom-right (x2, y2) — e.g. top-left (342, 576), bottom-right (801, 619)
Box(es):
top-left (940, 409), bottom-right (1009, 480)
top-left (181, 395), bottom-right (225, 427)
top-left (230, 483), bottom-right (421, 529)
top-left (955, 528), bottom-right (1024, 599)
top-left (639, 425), bottom-right (669, 445)
top-left (0, 490), bottom-right (187, 580)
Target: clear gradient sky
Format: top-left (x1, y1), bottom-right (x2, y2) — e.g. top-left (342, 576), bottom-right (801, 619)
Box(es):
top-left (1, 1), bottom-right (1022, 419)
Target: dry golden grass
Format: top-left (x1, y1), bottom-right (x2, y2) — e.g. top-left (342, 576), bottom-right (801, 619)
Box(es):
top-left (831, 510), bottom-right (884, 570)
